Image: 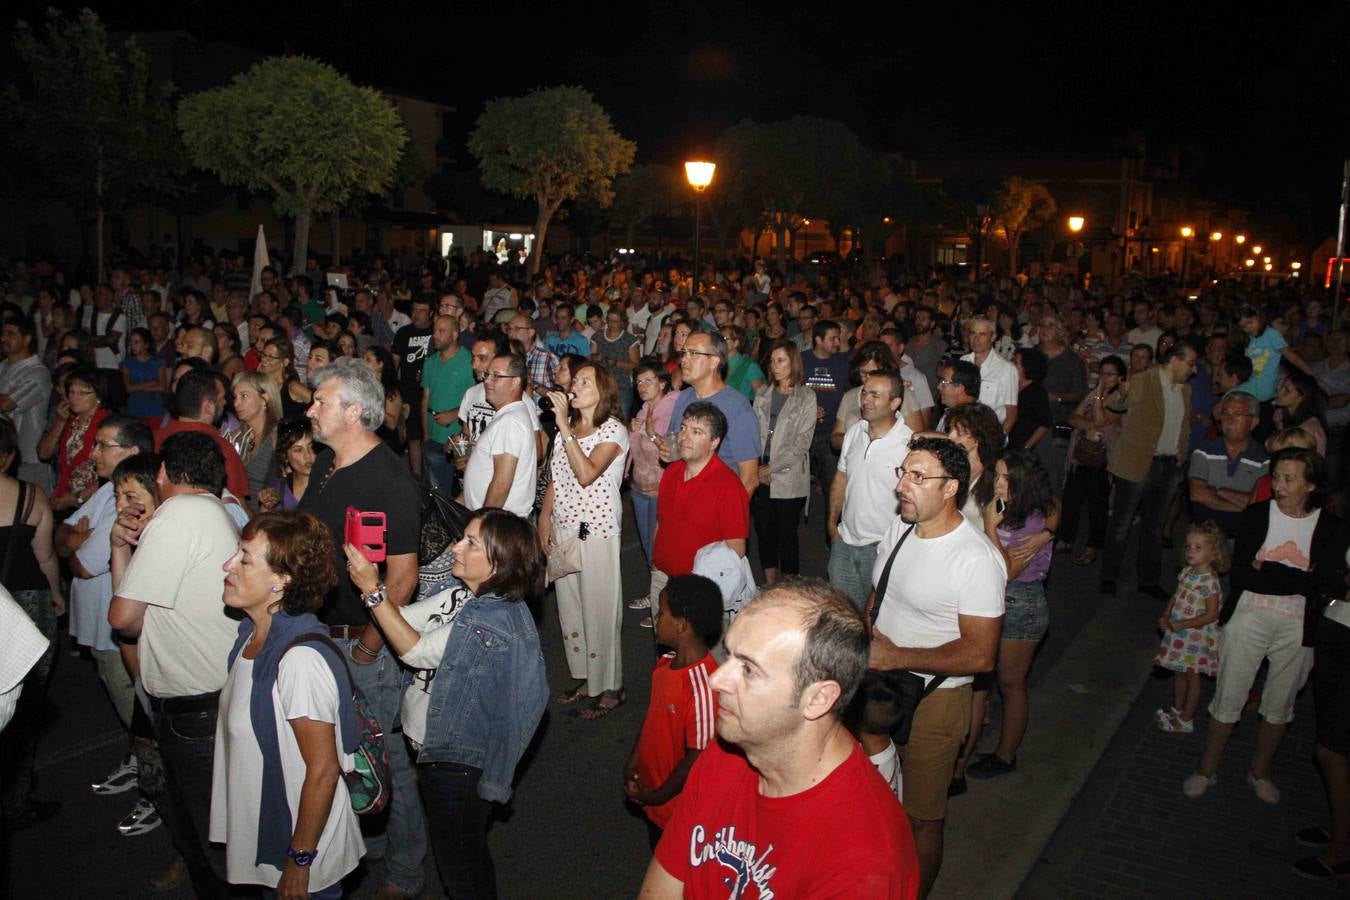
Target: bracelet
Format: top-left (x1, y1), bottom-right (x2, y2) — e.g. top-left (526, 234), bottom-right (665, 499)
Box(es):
top-left (354, 640), bottom-right (379, 657)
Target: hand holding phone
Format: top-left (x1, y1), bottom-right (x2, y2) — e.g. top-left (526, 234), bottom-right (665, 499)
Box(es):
top-left (345, 507), bottom-right (387, 563)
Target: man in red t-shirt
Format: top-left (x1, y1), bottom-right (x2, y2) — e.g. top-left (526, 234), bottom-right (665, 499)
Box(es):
top-left (153, 369), bottom-right (250, 502)
top-left (647, 401), bottom-right (750, 612)
top-left (639, 579), bottom-right (919, 899)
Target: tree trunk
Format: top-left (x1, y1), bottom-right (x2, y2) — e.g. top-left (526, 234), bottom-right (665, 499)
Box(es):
top-left (527, 201), bottom-right (555, 278)
top-left (292, 207), bottom-right (311, 276)
top-left (1007, 227), bottom-right (1021, 274)
top-left (332, 210), bottom-right (341, 267)
top-left (774, 214), bottom-right (789, 276)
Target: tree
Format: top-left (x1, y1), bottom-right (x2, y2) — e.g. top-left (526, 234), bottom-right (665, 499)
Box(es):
top-left (3, 8), bottom-right (180, 279)
top-left (178, 56), bottom-right (407, 274)
top-left (713, 117), bottom-right (877, 274)
top-left (467, 85), bottom-right (636, 277)
top-left (607, 164), bottom-right (679, 249)
top-left (992, 177), bottom-right (1057, 274)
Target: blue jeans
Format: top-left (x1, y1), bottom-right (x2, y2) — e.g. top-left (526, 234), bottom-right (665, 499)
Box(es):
top-left (263, 882), bottom-right (342, 899)
top-left (827, 539), bottom-right (878, 613)
top-left (422, 439), bottom-right (457, 495)
top-left (339, 640), bottom-right (426, 894)
top-left (419, 762), bottom-right (496, 899)
top-left (1100, 457), bottom-right (1182, 588)
top-left (150, 693), bottom-right (231, 900)
top-left (632, 489), bottom-right (658, 565)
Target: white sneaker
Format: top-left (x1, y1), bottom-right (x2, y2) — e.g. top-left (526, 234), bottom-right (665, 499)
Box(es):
top-left (117, 798), bottom-right (162, 836)
top-left (627, 595), bottom-right (650, 610)
top-left (1183, 772), bottom-right (1217, 798)
top-left (92, 755), bottom-right (139, 795)
top-left (1247, 773), bottom-right (1281, 805)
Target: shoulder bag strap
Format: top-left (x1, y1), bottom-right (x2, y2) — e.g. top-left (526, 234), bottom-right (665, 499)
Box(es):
top-left (869, 524), bottom-right (914, 626)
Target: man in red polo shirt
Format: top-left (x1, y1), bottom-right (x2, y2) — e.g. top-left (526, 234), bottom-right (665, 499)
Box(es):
top-left (154, 369), bottom-right (251, 502)
top-left (650, 402), bottom-right (750, 613)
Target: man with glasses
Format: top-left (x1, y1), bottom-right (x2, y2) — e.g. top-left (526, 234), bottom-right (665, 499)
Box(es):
top-left (462, 353), bottom-right (538, 517)
top-left (960, 316), bottom-right (1019, 435)
top-left (1187, 392), bottom-right (1267, 542)
top-left (438, 293), bottom-right (478, 350)
top-left (864, 436), bottom-right (1006, 899)
top-left (506, 313), bottom-right (558, 396)
top-left (659, 331), bottom-right (761, 496)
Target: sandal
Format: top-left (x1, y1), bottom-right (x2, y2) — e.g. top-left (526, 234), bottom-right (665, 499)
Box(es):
top-left (555, 680), bottom-right (590, 705)
top-left (576, 689), bottom-right (626, 720)
top-left (1073, 548), bottom-right (1097, 566)
top-left (1298, 826), bottom-right (1332, 847)
top-left (1293, 854), bottom-right (1350, 880)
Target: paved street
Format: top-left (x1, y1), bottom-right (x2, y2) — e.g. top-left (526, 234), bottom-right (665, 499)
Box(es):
top-left (2, 490), bottom-right (1339, 898)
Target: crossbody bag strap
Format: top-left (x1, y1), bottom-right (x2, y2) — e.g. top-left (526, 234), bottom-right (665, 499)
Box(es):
top-left (869, 524), bottom-right (914, 626)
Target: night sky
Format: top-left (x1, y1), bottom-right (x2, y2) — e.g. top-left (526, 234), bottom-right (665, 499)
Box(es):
top-left (7, 0), bottom-right (1349, 240)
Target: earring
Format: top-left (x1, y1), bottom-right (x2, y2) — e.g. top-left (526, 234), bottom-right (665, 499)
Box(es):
top-left (270, 585), bottom-right (282, 593)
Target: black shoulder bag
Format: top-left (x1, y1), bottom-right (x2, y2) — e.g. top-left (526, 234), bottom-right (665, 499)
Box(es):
top-left (848, 524), bottom-right (946, 745)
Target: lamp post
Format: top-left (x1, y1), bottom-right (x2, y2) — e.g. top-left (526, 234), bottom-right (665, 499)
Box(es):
top-left (684, 160), bottom-right (716, 280)
top-left (1180, 225), bottom-right (1194, 286)
top-left (1067, 216), bottom-right (1085, 275)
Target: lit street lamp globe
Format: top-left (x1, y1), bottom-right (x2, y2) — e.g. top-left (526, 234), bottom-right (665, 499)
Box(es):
top-left (684, 161), bottom-right (716, 192)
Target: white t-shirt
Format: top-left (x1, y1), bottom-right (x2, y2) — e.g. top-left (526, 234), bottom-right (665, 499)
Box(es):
top-left (900, 354), bottom-right (935, 412)
top-left (458, 382), bottom-right (495, 443)
top-left (463, 400), bottom-right (538, 517)
top-left (1240, 504), bottom-right (1320, 619)
top-left (871, 516), bottom-right (1007, 688)
top-left (961, 351), bottom-right (1018, 424)
top-left (66, 484), bottom-right (117, 652)
top-left (836, 419), bottom-right (913, 545)
top-left (117, 493), bottom-right (241, 697)
top-left (1127, 325), bottom-right (1163, 350)
top-left (396, 583), bottom-right (474, 745)
top-left (209, 649), bottom-right (363, 890)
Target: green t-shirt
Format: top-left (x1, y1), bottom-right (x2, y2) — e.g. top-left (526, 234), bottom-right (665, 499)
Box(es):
top-left (727, 353), bottom-right (766, 403)
top-left (422, 347), bottom-right (475, 442)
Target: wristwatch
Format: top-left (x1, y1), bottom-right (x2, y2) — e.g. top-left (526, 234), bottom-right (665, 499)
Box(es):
top-left (361, 583), bottom-right (387, 609)
top-left (286, 846), bottom-right (317, 867)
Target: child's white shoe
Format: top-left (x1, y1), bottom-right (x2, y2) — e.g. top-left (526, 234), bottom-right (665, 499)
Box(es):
top-left (1183, 772), bottom-right (1217, 798)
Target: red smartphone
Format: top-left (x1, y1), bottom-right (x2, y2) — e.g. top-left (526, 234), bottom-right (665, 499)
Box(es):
top-left (345, 507), bottom-right (387, 563)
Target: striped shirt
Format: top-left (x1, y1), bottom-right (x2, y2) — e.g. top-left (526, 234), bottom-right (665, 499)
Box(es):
top-left (635, 651), bottom-right (718, 828)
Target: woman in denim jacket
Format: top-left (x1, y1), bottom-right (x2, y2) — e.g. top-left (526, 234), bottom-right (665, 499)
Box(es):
top-left (345, 508), bottom-right (548, 899)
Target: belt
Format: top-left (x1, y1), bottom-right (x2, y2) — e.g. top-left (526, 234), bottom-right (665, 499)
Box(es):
top-left (328, 624), bottom-right (369, 640)
top-left (147, 691), bottom-right (220, 715)
top-left (1153, 454), bottom-right (1178, 462)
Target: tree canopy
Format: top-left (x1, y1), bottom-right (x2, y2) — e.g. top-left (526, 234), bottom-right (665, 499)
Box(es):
top-left (993, 176), bottom-right (1057, 273)
top-left (178, 56), bottom-right (407, 273)
top-left (467, 85), bottom-right (635, 276)
top-left (3, 7), bottom-right (180, 278)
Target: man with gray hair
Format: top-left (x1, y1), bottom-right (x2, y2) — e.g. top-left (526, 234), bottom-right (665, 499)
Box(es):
top-left (298, 357), bottom-right (428, 898)
top-left (1187, 391), bottom-right (1268, 542)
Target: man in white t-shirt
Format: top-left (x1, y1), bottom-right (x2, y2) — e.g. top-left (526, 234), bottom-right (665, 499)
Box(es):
top-left (864, 435), bottom-right (1005, 899)
top-left (107, 431), bottom-right (241, 899)
top-left (462, 353), bottom-right (538, 517)
top-left (458, 335), bottom-right (506, 445)
top-left (827, 371), bottom-right (912, 610)
top-left (961, 316), bottom-right (1018, 434)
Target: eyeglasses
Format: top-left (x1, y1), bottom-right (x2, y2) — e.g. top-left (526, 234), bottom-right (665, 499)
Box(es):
top-left (678, 349), bottom-right (718, 359)
top-left (92, 440), bottom-right (129, 450)
top-left (894, 467), bottom-right (955, 486)
top-left (67, 388), bottom-right (96, 397)
top-left (261, 353), bottom-right (285, 362)
top-left (635, 377), bottom-right (659, 387)
top-left (484, 372), bottom-right (520, 381)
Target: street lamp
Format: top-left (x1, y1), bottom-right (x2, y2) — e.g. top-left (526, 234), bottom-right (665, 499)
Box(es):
top-left (684, 160), bottom-right (716, 276)
top-left (1210, 231), bottom-right (1223, 242)
top-left (1292, 261), bottom-right (1303, 270)
top-left (1245, 258), bottom-right (1255, 268)
top-left (1068, 216), bottom-right (1084, 233)
top-left (1180, 226), bottom-right (1194, 285)
top-left (1235, 234), bottom-right (1246, 245)
top-left (1252, 244), bottom-right (1263, 255)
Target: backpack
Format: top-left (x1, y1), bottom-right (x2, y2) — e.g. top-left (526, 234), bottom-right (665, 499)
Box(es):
top-left (286, 633), bottom-right (391, 816)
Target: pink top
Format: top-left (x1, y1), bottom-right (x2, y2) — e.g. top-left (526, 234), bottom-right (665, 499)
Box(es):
top-left (627, 391), bottom-right (678, 496)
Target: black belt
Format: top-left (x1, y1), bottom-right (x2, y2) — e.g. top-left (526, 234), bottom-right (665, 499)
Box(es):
top-left (147, 691), bottom-right (220, 715)
top-left (1153, 454), bottom-right (1178, 462)
top-left (328, 624), bottom-right (370, 640)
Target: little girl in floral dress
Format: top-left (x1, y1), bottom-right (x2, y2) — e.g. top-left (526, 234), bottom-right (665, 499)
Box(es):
top-left (1154, 521), bottom-right (1227, 733)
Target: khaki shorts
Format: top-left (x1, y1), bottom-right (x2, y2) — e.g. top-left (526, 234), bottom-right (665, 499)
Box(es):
top-left (897, 684), bottom-right (972, 821)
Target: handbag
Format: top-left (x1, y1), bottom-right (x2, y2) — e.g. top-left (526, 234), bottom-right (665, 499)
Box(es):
top-left (848, 525), bottom-right (946, 745)
top-left (420, 486), bottom-right (471, 566)
top-left (1072, 433), bottom-right (1108, 468)
top-left (286, 634), bottom-right (391, 816)
top-left (546, 521), bottom-right (587, 586)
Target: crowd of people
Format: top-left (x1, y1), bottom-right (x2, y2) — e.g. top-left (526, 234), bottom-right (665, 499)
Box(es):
top-left (1, 243), bottom-right (1350, 896)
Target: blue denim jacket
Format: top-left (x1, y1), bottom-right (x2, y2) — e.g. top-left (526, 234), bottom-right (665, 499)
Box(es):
top-left (416, 592), bottom-right (548, 803)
